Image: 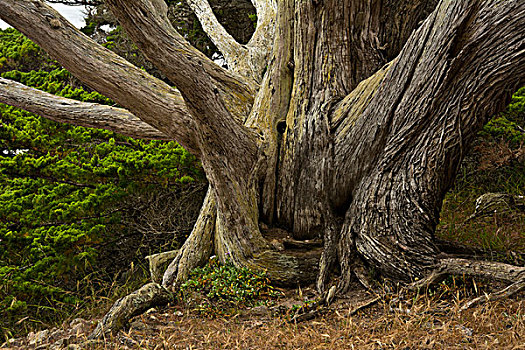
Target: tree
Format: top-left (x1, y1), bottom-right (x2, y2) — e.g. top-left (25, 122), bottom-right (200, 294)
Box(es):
top-left (0, 0), bottom-right (524, 299)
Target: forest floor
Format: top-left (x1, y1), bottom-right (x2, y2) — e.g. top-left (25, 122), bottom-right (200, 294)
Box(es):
top-left (2, 279), bottom-right (524, 350)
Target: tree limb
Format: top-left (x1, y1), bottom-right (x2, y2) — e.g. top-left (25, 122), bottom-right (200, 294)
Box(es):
top-left (104, 0), bottom-right (256, 121)
top-left (0, 0), bottom-right (200, 154)
top-left (332, 0), bottom-right (525, 205)
top-left (185, 1), bottom-right (247, 71)
top-left (0, 77), bottom-right (169, 141)
top-left (334, 0), bottom-right (524, 284)
top-left (105, 0), bottom-right (259, 180)
top-left (186, 0), bottom-right (275, 83)
top-left (244, 0), bottom-right (277, 82)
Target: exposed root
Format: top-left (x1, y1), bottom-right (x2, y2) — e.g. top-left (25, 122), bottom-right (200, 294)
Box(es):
top-left (334, 254), bottom-right (525, 317)
top-left (317, 220), bottom-right (340, 293)
top-left (409, 270), bottom-right (448, 291)
top-left (459, 278), bottom-right (525, 311)
top-left (89, 283), bottom-right (172, 339)
top-left (405, 257), bottom-right (525, 311)
top-left (352, 257), bottom-right (380, 292)
top-left (162, 189), bottom-right (216, 288)
top-left (289, 306), bottom-right (328, 323)
top-left (146, 250), bottom-right (179, 283)
top-left (287, 296), bottom-right (327, 324)
top-left (438, 257), bottom-right (525, 283)
top-left (286, 286), bottom-right (339, 323)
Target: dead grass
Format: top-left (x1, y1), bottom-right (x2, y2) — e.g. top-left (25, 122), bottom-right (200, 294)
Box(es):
top-left (36, 282), bottom-right (522, 350)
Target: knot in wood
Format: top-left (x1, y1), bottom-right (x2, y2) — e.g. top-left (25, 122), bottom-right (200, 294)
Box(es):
top-left (277, 120), bottom-right (287, 134)
top-left (49, 18), bottom-right (62, 29)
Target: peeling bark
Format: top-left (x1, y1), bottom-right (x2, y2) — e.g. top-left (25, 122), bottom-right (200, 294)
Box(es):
top-left (1, 0), bottom-right (524, 294)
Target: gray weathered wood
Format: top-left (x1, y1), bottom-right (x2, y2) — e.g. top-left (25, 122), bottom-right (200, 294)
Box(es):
top-left (89, 283), bottom-right (172, 339)
top-left (0, 78), bottom-right (168, 140)
top-left (1, 0), bottom-right (523, 292)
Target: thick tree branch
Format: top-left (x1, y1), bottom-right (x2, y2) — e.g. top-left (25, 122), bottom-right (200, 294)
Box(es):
top-left (0, 0), bottom-right (200, 154)
top-left (185, 0), bottom-right (275, 83)
top-left (105, 0), bottom-right (259, 175)
top-left (335, 0), bottom-right (524, 284)
top-left (332, 0), bottom-right (525, 205)
top-left (104, 1), bottom-right (266, 279)
top-left (0, 77), bottom-right (168, 141)
top-left (105, 0), bottom-right (255, 113)
top-left (185, 1), bottom-right (246, 71)
top-left (244, 0), bottom-right (276, 81)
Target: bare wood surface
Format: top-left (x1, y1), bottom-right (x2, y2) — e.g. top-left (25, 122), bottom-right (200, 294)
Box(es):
top-left (0, 77), bottom-right (168, 140)
top-left (0, 0), bottom-right (200, 154)
top-left (89, 283), bottom-right (172, 339)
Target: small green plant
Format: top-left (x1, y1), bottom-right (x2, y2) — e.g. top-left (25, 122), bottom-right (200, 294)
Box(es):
top-left (179, 257), bottom-right (283, 317)
top-left (248, 13), bottom-right (258, 29)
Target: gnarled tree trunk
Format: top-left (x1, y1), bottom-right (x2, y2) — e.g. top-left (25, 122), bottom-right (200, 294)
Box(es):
top-left (0, 0), bottom-right (523, 296)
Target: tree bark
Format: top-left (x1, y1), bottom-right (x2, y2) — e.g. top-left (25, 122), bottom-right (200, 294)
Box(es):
top-left (1, 0), bottom-right (524, 293)
top-left (334, 0), bottom-right (524, 289)
top-left (0, 77), bottom-right (168, 140)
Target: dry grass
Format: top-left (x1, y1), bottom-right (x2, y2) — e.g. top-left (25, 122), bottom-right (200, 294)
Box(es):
top-left (437, 138), bottom-right (525, 255)
top-left (438, 205), bottom-right (525, 256)
top-left (35, 283), bottom-right (522, 350)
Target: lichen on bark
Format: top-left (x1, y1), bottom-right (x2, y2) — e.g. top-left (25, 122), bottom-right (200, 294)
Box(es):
top-left (0, 0), bottom-right (523, 300)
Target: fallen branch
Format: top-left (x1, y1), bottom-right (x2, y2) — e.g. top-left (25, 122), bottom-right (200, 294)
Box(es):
top-left (89, 283), bottom-right (172, 339)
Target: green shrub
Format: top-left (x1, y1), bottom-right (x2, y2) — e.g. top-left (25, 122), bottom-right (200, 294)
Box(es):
top-left (480, 88), bottom-right (525, 145)
top-left (0, 29), bottom-right (205, 337)
top-left (179, 257), bottom-right (283, 317)
top-left (0, 28), bottom-right (57, 73)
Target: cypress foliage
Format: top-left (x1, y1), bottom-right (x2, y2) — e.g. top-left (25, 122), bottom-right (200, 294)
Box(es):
top-left (0, 29), bottom-right (204, 336)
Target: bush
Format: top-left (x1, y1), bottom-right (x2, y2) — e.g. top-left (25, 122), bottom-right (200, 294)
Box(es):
top-left (179, 257), bottom-right (283, 317)
top-left (0, 29), bottom-right (205, 337)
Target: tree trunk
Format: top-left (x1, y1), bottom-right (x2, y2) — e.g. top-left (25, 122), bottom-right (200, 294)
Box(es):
top-left (0, 0), bottom-right (523, 292)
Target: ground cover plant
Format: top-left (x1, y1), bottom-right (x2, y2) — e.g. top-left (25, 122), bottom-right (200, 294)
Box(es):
top-left (179, 256), bottom-right (284, 317)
